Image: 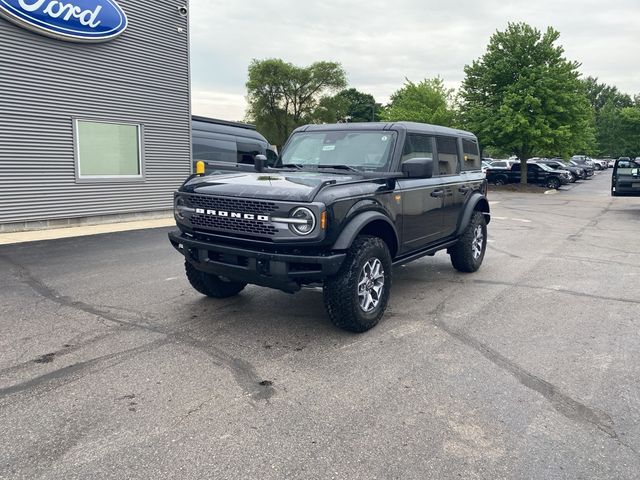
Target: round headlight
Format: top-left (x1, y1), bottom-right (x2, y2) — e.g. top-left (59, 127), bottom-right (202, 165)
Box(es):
top-left (290, 207), bottom-right (316, 235)
top-left (174, 196), bottom-right (187, 220)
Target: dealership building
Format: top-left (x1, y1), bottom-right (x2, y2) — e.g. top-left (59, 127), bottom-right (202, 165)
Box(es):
top-left (0, 0), bottom-right (191, 232)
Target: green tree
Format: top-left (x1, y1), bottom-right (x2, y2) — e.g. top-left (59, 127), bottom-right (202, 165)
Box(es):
top-left (461, 23), bottom-right (595, 182)
top-left (619, 106), bottom-right (640, 156)
top-left (582, 76), bottom-right (632, 112)
top-left (582, 77), bottom-right (634, 156)
top-left (312, 88), bottom-right (381, 124)
top-left (381, 78), bottom-right (457, 127)
top-left (246, 59), bottom-right (347, 146)
top-left (595, 100), bottom-right (623, 157)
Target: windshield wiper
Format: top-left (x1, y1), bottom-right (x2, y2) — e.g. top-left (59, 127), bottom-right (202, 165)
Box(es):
top-left (315, 164), bottom-right (361, 172)
top-left (279, 163), bottom-right (304, 169)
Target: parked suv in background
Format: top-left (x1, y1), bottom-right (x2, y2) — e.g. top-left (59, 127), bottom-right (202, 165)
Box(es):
top-left (169, 122), bottom-right (490, 332)
top-left (487, 159), bottom-right (516, 170)
top-left (535, 159), bottom-right (584, 182)
top-left (569, 158), bottom-right (595, 178)
top-left (192, 116), bottom-right (278, 174)
top-left (486, 162), bottom-right (569, 188)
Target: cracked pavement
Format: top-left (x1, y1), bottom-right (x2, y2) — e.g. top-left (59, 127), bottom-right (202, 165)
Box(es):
top-left (1, 170), bottom-right (639, 479)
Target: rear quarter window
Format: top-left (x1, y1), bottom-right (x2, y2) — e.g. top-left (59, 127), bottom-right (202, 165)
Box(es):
top-left (461, 138), bottom-right (481, 171)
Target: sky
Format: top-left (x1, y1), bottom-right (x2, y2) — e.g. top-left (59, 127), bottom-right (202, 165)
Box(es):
top-left (189, 0), bottom-right (640, 122)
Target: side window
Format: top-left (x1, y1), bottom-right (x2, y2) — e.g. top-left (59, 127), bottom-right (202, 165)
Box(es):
top-left (266, 149), bottom-right (279, 166)
top-left (461, 138), bottom-right (481, 171)
top-left (401, 134), bottom-right (434, 163)
top-left (193, 136), bottom-right (237, 163)
top-left (435, 136), bottom-right (459, 175)
top-left (237, 140), bottom-right (265, 165)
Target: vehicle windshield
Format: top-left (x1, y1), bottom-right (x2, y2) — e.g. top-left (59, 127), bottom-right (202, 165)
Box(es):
top-left (280, 131), bottom-right (396, 171)
top-left (616, 159), bottom-right (640, 168)
top-left (537, 163), bottom-right (554, 172)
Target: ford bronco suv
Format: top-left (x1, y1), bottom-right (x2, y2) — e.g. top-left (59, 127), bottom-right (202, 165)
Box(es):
top-left (169, 122), bottom-right (490, 332)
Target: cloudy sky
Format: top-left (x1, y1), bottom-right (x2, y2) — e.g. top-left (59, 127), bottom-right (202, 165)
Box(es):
top-left (189, 0), bottom-right (640, 121)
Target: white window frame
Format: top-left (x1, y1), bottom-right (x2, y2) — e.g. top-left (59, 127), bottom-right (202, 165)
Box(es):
top-left (73, 118), bottom-right (145, 183)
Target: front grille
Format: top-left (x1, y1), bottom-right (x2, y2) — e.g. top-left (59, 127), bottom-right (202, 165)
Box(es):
top-left (186, 195), bottom-right (278, 215)
top-left (185, 194), bottom-right (279, 237)
top-left (190, 214), bottom-right (278, 236)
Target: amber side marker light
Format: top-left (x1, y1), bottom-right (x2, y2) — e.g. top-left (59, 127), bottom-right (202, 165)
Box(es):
top-left (196, 161), bottom-right (205, 175)
top-left (320, 211), bottom-right (327, 230)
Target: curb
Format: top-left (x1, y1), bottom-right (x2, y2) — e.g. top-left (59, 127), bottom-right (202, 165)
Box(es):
top-left (0, 217), bottom-right (175, 246)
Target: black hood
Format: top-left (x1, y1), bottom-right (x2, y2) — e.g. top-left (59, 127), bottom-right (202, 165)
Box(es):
top-left (181, 170), bottom-right (366, 202)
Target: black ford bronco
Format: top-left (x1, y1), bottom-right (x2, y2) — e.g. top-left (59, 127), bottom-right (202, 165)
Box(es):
top-left (169, 122), bottom-right (490, 332)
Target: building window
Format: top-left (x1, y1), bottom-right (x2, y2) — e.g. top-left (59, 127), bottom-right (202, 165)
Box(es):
top-left (75, 119), bottom-right (143, 180)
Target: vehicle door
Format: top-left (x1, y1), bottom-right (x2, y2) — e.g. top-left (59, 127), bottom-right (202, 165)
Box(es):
top-left (441, 136), bottom-right (476, 236)
top-left (613, 159), bottom-right (640, 193)
top-left (527, 164), bottom-right (542, 183)
top-left (396, 134), bottom-right (444, 252)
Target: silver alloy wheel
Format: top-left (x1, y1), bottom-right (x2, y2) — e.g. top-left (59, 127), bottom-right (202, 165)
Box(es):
top-left (472, 225), bottom-right (484, 260)
top-left (357, 258), bottom-right (385, 312)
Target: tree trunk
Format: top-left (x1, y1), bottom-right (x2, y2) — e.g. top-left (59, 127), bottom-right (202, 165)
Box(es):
top-left (515, 148), bottom-right (531, 184)
top-left (520, 158), bottom-right (528, 184)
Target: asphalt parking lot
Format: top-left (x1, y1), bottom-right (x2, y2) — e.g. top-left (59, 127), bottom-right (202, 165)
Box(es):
top-left (1, 170), bottom-right (639, 479)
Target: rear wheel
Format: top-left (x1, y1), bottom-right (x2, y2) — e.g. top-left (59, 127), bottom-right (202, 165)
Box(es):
top-left (323, 236), bottom-right (392, 333)
top-left (494, 176), bottom-right (507, 186)
top-left (450, 211), bottom-right (487, 273)
top-left (185, 261), bottom-right (246, 298)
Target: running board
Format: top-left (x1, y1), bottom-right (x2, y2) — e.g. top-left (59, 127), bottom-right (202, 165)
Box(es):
top-left (392, 239), bottom-right (458, 267)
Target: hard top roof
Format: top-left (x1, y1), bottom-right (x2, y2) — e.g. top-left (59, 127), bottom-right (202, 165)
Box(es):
top-left (192, 116), bottom-right (269, 143)
top-left (294, 121), bottom-right (476, 139)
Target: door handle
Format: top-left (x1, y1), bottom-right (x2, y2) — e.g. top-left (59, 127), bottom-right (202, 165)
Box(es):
top-left (431, 190), bottom-right (444, 198)
top-left (458, 186), bottom-right (471, 194)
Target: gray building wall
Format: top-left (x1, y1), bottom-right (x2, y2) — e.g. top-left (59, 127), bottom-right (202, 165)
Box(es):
top-left (0, 0), bottom-right (191, 229)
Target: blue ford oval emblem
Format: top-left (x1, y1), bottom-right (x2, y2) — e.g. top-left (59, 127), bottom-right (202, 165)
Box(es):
top-left (0, 0), bottom-right (128, 42)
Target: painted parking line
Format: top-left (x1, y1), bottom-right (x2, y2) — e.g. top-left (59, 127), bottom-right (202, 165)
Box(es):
top-left (491, 216), bottom-right (532, 223)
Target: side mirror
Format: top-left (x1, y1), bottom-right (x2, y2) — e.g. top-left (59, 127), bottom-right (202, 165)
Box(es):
top-left (402, 157), bottom-right (433, 178)
top-left (254, 154), bottom-right (267, 173)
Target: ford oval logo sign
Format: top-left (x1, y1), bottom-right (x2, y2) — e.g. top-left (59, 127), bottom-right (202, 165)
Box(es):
top-left (0, 0), bottom-right (128, 42)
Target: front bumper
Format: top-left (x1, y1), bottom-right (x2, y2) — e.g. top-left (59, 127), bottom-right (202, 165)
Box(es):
top-left (168, 230), bottom-right (346, 293)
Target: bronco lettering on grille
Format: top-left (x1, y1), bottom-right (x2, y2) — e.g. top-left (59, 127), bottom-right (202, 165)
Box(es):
top-left (194, 209), bottom-right (270, 222)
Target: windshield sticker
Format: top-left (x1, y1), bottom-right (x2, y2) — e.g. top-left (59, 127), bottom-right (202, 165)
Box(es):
top-left (381, 136), bottom-right (388, 142)
top-left (322, 145), bottom-right (336, 151)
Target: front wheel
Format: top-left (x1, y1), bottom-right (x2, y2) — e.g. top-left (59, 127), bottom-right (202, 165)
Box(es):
top-left (450, 211), bottom-right (487, 273)
top-left (494, 176), bottom-right (507, 186)
top-left (323, 236), bottom-right (392, 333)
top-left (185, 261), bottom-right (246, 298)
top-left (546, 177), bottom-right (561, 189)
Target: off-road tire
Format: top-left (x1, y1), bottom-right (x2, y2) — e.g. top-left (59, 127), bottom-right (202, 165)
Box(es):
top-left (546, 177), bottom-right (561, 189)
top-left (323, 236), bottom-right (392, 333)
top-left (185, 261), bottom-right (246, 298)
top-left (450, 211), bottom-right (487, 273)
